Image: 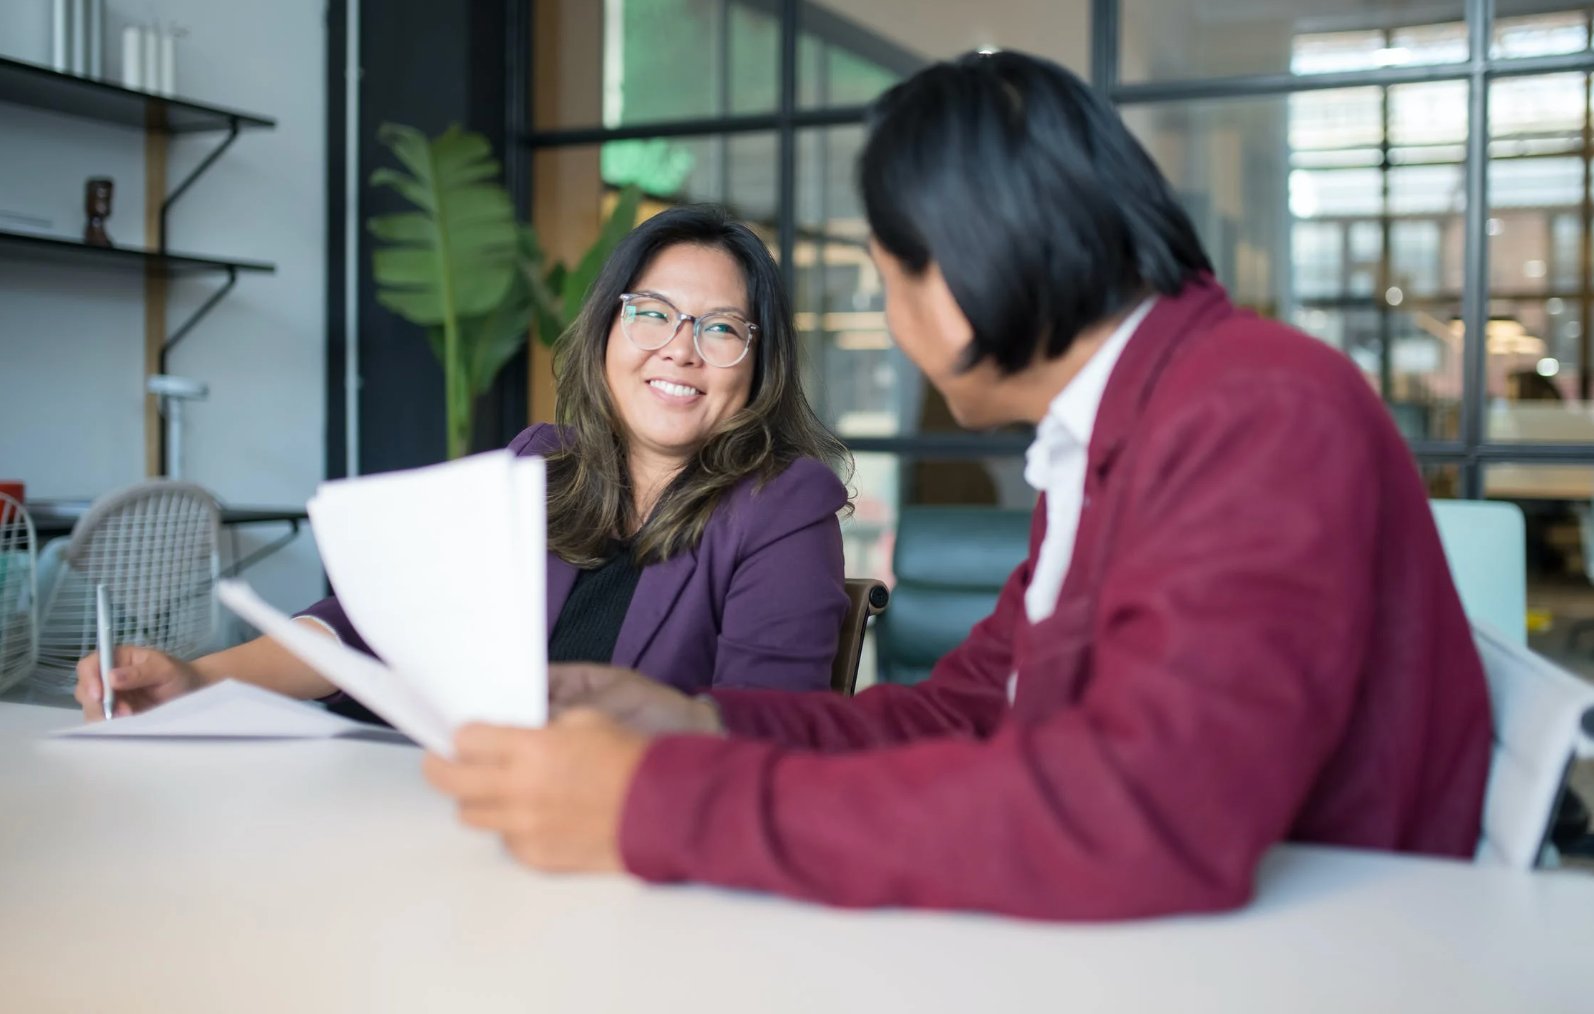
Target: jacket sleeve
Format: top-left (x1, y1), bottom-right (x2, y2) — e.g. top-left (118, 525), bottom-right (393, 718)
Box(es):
top-left (620, 377), bottom-right (1381, 920)
top-left (709, 460), bottom-right (848, 692)
top-left (705, 505), bottom-right (1038, 749)
top-left (292, 594), bottom-right (375, 657)
top-left (506, 422), bottom-right (563, 457)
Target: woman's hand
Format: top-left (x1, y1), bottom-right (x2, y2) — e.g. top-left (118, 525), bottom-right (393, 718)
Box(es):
top-left (549, 663), bottom-right (724, 735)
top-left (423, 709), bottom-right (650, 873)
top-left (74, 646), bottom-right (206, 722)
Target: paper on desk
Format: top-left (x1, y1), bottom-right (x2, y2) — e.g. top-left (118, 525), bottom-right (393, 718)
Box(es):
top-left (53, 678), bottom-right (371, 741)
top-left (304, 450), bottom-right (547, 730)
top-left (210, 450), bottom-right (548, 758)
top-left (216, 581), bottom-right (454, 754)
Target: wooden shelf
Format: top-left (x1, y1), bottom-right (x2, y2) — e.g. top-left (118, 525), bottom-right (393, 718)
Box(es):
top-left (0, 56), bottom-right (274, 134)
top-left (0, 230), bottom-right (274, 276)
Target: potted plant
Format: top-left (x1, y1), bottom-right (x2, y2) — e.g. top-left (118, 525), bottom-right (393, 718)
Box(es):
top-left (368, 123), bottom-right (641, 458)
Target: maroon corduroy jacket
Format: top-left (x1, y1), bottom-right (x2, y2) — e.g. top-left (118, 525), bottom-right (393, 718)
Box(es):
top-left (617, 277), bottom-right (1492, 921)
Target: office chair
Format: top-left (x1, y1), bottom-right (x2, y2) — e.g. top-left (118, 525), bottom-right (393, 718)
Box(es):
top-left (1429, 500), bottom-right (1527, 644)
top-left (1471, 622), bottom-right (1594, 869)
top-left (30, 481), bottom-right (221, 693)
top-left (0, 493), bottom-right (38, 693)
top-left (876, 506), bottom-right (1031, 685)
top-left (832, 578), bottom-right (889, 696)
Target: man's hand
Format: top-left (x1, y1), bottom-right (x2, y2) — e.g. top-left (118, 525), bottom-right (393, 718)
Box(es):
top-left (423, 710), bottom-right (651, 873)
top-left (549, 663), bottom-right (723, 736)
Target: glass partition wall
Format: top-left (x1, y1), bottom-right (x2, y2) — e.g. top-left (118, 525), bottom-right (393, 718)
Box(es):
top-left (528, 1), bottom-right (1594, 672)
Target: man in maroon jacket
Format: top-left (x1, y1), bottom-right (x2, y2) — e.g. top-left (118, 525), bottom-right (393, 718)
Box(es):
top-left (425, 50), bottom-right (1491, 921)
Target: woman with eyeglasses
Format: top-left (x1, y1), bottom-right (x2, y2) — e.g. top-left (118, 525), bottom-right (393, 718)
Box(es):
top-left (75, 205), bottom-right (854, 720)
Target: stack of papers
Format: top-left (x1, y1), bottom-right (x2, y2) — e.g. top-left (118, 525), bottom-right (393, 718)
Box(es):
top-left (217, 450), bottom-right (549, 755)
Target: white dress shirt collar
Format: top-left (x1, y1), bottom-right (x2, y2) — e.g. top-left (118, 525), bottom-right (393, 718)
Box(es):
top-left (1024, 297), bottom-right (1157, 492)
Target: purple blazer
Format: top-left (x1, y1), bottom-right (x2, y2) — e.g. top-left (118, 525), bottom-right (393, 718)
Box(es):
top-left (298, 423), bottom-right (849, 694)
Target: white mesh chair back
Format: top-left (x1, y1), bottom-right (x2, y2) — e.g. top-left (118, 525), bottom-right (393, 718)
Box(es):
top-left (1472, 622), bottom-right (1594, 869)
top-left (31, 482), bottom-right (221, 692)
top-left (0, 493), bottom-right (38, 693)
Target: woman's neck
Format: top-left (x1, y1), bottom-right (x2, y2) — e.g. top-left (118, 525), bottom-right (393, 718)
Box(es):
top-left (627, 447), bottom-right (688, 531)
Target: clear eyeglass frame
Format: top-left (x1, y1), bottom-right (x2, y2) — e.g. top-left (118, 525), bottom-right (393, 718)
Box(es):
top-left (617, 292), bottom-right (758, 368)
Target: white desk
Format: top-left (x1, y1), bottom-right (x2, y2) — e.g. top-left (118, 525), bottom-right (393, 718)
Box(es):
top-left (1, 702), bottom-right (1590, 1014)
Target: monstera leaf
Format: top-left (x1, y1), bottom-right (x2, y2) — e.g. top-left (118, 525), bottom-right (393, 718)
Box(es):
top-left (369, 122), bottom-right (647, 458)
top-left (525, 184), bottom-right (644, 348)
top-left (369, 123), bottom-right (519, 458)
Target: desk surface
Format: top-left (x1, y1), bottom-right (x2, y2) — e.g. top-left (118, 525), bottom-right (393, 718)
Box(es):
top-left (25, 499), bottom-right (309, 539)
top-left (1, 702), bottom-right (1590, 1014)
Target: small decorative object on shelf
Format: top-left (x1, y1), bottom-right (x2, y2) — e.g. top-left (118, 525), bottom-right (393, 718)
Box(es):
top-left (141, 21), bottom-right (156, 92)
top-left (85, 0), bottom-right (102, 78)
top-left (50, 0), bottom-right (68, 73)
top-left (119, 24), bottom-right (141, 89)
top-left (51, 0), bottom-right (104, 78)
top-left (158, 23), bottom-right (182, 97)
top-left (119, 21), bottom-right (181, 96)
top-left (83, 177), bottom-right (112, 247)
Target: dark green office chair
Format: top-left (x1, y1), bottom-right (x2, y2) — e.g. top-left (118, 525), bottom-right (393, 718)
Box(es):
top-left (875, 506), bottom-right (1032, 686)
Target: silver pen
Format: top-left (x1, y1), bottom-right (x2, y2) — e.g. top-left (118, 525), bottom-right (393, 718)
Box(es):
top-left (96, 583), bottom-right (115, 720)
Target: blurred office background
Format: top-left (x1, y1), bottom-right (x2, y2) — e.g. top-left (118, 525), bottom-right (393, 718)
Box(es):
top-left (5, 1), bottom-right (1594, 675)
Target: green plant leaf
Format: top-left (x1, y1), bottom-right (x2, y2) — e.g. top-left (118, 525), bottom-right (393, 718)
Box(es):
top-left (377, 289), bottom-right (446, 325)
top-left (423, 325), bottom-right (445, 362)
top-left (367, 212), bottom-right (435, 244)
top-left (377, 124), bottom-right (438, 195)
top-left (533, 306), bottom-right (565, 350)
top-left (367, 122), bottom-right (518, 330)
top-left (461, 272), bottom-right (533, 396)
top-left (534, 261), bottom-right (570, 347)
top-left (545, 261), bottom-right (568, 302)
top-left (368, 122), bottom-right (528, 458)
top-left (517, 229), bottom-right (561, 348)
top-left (560, 184), bottom-right (643, 322)
top-left (369, 169), bottom-right (434, 212)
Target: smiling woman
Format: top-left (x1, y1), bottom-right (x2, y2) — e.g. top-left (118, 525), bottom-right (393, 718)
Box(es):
top-left (326, 204), bottom-right (856, 696)
top-left (598, 249), bottom-right (760, 544)
top-left (549, 206), bottom-right (848, 570)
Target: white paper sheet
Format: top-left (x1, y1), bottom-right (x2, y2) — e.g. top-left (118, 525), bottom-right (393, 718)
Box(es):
top-left (52, 678), bottom-right (373, 741)
top-left (216, 581), bottom-right (455, 755)
top-left (304, 451), bottom-right (548, 729)
top-left (61, 450), bottom-right (549, 756)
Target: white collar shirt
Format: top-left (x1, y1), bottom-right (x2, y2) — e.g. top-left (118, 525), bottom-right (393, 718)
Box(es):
top-left (1020, 297), bottom-right (1157, 625)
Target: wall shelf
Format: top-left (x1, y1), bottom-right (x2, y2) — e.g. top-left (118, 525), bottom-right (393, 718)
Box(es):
top-left (0, 57), bottom-right (279, 475)
top-left (0, 57), bottom-right (274, 134)
top-left (0, 230), bottom-right (274, 276)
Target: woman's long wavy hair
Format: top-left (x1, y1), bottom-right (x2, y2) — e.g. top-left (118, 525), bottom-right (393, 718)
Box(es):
top-left (547, 204), bottom-right (851, 568)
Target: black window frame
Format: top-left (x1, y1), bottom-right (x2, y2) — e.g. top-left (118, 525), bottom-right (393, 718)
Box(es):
top-left (525, 0), bottom-right (1594, 490)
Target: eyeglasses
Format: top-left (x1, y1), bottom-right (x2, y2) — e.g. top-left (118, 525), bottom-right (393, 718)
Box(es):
top-left (617, 292), bottom-right (758, 369)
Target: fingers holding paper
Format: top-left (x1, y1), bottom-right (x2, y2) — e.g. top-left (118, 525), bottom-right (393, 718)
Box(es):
top-left (548, 663), bottom-right (724, 736)
top-left (74, 646), bottom-right (205, 722)
top-left (423, 710), bottom-right (650, 873)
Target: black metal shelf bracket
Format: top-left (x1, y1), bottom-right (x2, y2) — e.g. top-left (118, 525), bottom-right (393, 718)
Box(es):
top-left (161, 266), bottom-right (238, 372)
top-left (223, 519), bottom-right (304, 578)
top-left (158, 117), bottom-right (242, 253)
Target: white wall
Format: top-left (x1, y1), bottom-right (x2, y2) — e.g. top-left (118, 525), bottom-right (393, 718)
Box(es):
top-left (0, 0), bottom-right (327, 629)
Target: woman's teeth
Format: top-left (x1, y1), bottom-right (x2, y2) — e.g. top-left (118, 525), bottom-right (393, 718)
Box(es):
top-left (650, 380), bottom-right (700, 397)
